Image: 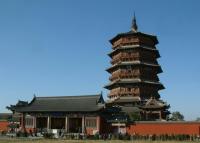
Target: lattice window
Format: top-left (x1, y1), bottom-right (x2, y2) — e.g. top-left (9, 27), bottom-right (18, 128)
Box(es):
top-left (25, 116), bottom-right (34, 128)
top-left (85, 118), bottom-right (97, 128)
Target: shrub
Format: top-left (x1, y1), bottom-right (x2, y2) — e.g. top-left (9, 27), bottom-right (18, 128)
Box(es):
top-left (16, 131), bottom-right (23, 137)
top-left (111, 134), bottom-right (118, 140)
top-left (1, 130), bottom-right (7, 136)
top-left (16, 131), bottom-right (29, 137)
top-left (65, 134), bottom-right (71, 140)
top-left (152, 134), bottom-right (156, 141)
top-left (43, 133), bottom-right (54, 139)
top-left (24, 131), bottom-right (28, 137)
top-left (94, 133), bottom-right (100, 140)
top-left (123, 134), bottom-right (130, 140)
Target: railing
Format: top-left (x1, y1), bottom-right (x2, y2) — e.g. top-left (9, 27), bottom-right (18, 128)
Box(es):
top-left (112, 38), bottom-right (139, 49)
top-left (109, 88), bottom-right (121, 96)
top-left (109, 92), bottom-right (137, 97)
top-left (109, 71), bottom-right (140, 81)
top-left (111, 55), bottom-right (140, 65)
top-left (109, 88), bottom-right (139, 97)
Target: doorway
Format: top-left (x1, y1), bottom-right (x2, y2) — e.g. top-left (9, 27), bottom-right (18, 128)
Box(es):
top-left (51, 117), bottom-right (65, 129)
top-left (36, 117), bottom-right (47, 130)
top-left (69, 118), bottom-right (82, 133)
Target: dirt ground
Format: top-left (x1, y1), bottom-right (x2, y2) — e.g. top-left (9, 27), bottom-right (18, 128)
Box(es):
top-left (0, 138), bottom-right (195, 143)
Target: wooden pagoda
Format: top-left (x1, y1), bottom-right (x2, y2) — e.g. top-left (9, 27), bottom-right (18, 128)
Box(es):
top-left (105, 15), bottom-right (170, 121)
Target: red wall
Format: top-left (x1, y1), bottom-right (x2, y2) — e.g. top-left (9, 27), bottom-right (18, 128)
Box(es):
top-left (127, 121), bottom-right (200, 136)
top-left (0, 121), bottom-right (9, 132)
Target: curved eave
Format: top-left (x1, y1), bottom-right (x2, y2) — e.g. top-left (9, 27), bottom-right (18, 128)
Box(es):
top-left (6, 106), bottom-right (15, 112)
top-left (110, 31), bottom-right (158, 45)
top-left (107, 97), bottom-right (141, 104)
top-left (104, 79), bottom-right (165, 90)
top-left (108, 45), bottom-right (160, 58)
top-left (106, 61), bottom-right (163, 73)
top-left (140, 106), bottom-right (166, 110)
top-left (140, 103), bottom-right (169, 110)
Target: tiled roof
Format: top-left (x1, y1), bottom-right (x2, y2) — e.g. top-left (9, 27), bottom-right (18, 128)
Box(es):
top-left (8, 94), bottom-right (105, 113)
top-left (108, 45), bottom-right (160, 58)
top-left (104, 79), bottom-right (164, 90)
top-left (109, 31), bottom-right (158, 45)
top-left (106, 61), bottom-right (162, 73)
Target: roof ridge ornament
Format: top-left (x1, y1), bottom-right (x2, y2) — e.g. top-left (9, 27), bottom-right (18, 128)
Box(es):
top-left (131, 12), bottom-right (138, 32)
top-left (33, 93), bottom-right (36, 98)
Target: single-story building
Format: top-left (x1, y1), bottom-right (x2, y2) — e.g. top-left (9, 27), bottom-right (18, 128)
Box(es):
top-left (7, 94), bottom-right (111, 135)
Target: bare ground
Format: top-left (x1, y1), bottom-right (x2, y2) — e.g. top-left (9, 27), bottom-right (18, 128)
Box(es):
top-left (0, 138), bottom-right (195, 143)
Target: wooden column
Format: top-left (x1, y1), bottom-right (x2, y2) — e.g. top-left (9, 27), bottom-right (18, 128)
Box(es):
top-left (97, 116), bottom-right (100, 133)
top-left (159, 111), bottom-right (162, 120)
top-left (145, 111), bottom-right (148, 120)
top-left (47, 116), bottom-right (51, 131)
top-left (65, 116), bottom-right (68, 133)
top-left (33, 116), bottom-right (36, 129)
top-left (82, 115), bottom-right (85, 133)
top-left (21, 113), bottom-right (26, 132)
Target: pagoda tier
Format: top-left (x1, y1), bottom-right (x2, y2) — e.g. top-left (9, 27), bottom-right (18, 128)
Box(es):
top-left (109, 45), bottom-right (160, 65)
top-left (105, 79), bottom-right (163, 99)
top-left (108, 67), bottom-right (159, 82)
top-left (108, 45), bottom-right (160, 58)
top-left (107, 85), bottom-right (161, 99)
top-left (107, 64), bottom-right (161, 82)
top-left (110, 32), bottom-right (158, 49)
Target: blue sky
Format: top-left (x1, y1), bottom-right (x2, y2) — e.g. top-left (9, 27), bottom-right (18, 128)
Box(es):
top-left (0, 0), bottom-right (200, 120)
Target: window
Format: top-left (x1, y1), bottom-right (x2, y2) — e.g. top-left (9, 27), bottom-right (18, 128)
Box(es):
top-left (25, 116), bottom-right (34, 128)
top-left (127, 65), bottom-right (132, 70)
top-left (127, 88), bottom-right (131, 92)
top-left (128, 51), bottom-right (132, 56)
top-left (85, 118), bottom-right (97, 128)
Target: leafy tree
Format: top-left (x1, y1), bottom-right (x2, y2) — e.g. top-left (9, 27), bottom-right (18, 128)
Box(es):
top-left (195, 117), bottom-right (200, 121)
top-left (170, 111), bottom-right (184, 121)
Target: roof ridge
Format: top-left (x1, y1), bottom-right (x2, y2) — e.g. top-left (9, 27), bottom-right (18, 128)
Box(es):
top-left (36, 94), bottom-right (101, 99)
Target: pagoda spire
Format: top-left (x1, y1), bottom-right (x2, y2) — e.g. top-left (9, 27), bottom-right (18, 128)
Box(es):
top-left (131, 13), bottom-right (138, 32)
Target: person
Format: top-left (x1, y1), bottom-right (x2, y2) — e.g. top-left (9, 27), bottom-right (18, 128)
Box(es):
top-left (108, 133), bottom-right (111, 140)
top-left (34, 128), bottom-right (37, 137)
top-left (30, 129), bottom-right (34, 137)
top-left (59, 129), bottom-right (62, 137)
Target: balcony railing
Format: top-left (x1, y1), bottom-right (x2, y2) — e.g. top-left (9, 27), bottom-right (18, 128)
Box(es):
top-left (111, 56), bottom-right (140, 65)
top-left (109, 71), bottom-right (140, 81)
top-left (109, 90), bottom-right (139, 97)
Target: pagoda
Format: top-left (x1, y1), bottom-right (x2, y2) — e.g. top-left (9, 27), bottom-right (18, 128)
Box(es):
top-left (105, 15), bottom-right (170, 121)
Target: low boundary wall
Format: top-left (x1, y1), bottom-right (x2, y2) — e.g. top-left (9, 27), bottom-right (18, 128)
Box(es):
top-left (127, 121), bottom-right (200, 136)
top-left (0, 121), bottom-right (9, 132)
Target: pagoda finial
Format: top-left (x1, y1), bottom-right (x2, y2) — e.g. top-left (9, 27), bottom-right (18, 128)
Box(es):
top-left (131, 12), bottom-right (138, 32)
